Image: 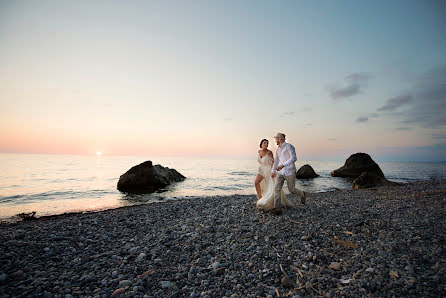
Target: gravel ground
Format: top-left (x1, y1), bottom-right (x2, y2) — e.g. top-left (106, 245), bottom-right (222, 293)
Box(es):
top-left (0, 179), bottom-right (445, 297)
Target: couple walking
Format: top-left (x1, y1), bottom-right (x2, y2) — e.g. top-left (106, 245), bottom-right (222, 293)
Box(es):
top-left (255, 133), bottom-right (306, 214)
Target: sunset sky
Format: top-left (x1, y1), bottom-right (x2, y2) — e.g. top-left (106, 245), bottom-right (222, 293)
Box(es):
top-left (1, 1), bottom-right (445, 161)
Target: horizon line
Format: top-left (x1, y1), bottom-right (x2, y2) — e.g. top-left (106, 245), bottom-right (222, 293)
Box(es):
top-left (0, 151), bottom-right (445, 163)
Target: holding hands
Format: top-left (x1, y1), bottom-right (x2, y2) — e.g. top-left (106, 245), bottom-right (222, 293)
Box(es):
top-left (271, 164), bottom-right (283, 178)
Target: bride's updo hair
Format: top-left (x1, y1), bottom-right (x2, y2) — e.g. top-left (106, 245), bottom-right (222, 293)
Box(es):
top-left (259, 139), bottom-right (269, 148)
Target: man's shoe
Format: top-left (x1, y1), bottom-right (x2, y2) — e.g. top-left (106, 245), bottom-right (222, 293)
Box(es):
top-left (301, 192), bottom-right (306, 204)
top-left (270, 208), bottom-right (282, 215)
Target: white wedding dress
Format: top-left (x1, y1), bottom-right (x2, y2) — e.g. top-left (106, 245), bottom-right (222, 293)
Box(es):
top-left (256, 153), bottom-right (293, 211)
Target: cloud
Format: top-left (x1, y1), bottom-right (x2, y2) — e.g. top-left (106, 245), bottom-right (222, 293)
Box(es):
top-left (375, 143), bottom-right (446, 162)
top-left (356, 117), bottom-right (368, 123)
top-left (300, 107), bottom-right (312, 112)
top-left (328, 138), bottom-right (337, 141)
top-left (387, 65), bottom-right (446, 129)
top-left (377, 95), bottom-right (413, 112)
top-left (281, 112), bottom-right (295, 117)
top-left (223, 118), bottom-right (232, 122)
top-left (432, 134), bottom-right (446, 139)
top-left (395, 127), bottom-right (412, 131)
top-left (328, 72), bottom-right (373, 100)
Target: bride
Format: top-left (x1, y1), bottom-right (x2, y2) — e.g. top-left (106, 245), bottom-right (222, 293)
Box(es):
top-left (255, 139), bottom-right (293, 211)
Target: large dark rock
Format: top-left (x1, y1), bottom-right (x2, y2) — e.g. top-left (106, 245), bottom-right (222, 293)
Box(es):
top-left (296, 164), bottom-right (319, 179)
top-left (117, 161), bottom-right (185, 194)
top-left (331, 153), bottom-right (384, 178)
top-left (352, 171), bottom-right (399, 189)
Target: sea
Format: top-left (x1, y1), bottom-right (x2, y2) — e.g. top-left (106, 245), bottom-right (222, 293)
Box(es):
top-left (1, 153), bottom-right (445, 221)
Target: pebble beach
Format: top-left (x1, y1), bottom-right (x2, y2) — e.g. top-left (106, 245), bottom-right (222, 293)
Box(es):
top-left (1, 179), bottom-right (445, 297)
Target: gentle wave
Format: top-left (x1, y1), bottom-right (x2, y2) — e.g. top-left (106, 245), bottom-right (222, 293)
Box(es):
top-left (228, 171), bottom-right (253, 176)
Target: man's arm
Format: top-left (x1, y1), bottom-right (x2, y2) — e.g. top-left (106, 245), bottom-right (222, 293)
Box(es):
top-left (271, 148), bottom-right (280, 174)
top-left (281, 144), bottom-right (297, 167)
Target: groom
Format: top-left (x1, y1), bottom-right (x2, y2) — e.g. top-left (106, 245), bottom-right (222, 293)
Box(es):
top-left (271, 132), bottom-right (306, 214)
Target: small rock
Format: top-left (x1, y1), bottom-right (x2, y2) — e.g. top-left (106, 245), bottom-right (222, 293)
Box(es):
top-left (81, 255), bottom-right (90, 264)
top-left (378, 250), bottom-right (388, 257)
top-left (119, 280), bottom-right (132, 288)
top-left (189, 266), bottom-right (197, 274)
top-left (111, 288), bottom-right (125, 297)
top-left (281, 276), bottom-right (294, 288)
top-left (215, 268), bottom-right (225, 276)
top-left (129, 247), bottom-right (139, 254)
top-left (12, 270), bottom-right (24, 278)
top-left (161, 281), bottom-right (171, 289)
top-left (329, 262), bottom-right (341, 270)
top-left (112, 271), bottom-right (118, 278)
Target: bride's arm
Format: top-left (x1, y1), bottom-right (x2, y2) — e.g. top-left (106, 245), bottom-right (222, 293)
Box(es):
top-left (268, 151), bottom-right (274, 165)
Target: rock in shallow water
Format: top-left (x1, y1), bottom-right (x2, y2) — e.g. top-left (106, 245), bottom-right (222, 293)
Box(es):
top-left (331, 153), bottom-right (384, 178)
top-left (117, 161), bottom-right (185, 194)
top-left (352, 171), bottom-right (399, 189)
top-left (296, 164), bottom-right (319, 179)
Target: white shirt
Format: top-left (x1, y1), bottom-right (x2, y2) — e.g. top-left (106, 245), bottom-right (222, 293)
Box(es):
top-left (272, 142), bottom-right (297, 176)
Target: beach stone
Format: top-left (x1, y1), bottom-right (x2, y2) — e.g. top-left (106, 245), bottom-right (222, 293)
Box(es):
top-left (281, 276), bottom-right (294, 288)
top-left (119, 280), bottom-right (132, 288)
top-left (128, 247), bottom-right (139, 254)
top-left (331, 153), bottom-right (384, 178)
top-left (117, 161), bottom-right (185, 194)
top-left (81, 255), bottom-right (90, 264)
top-left (296, 164), bottom-right (319, 179)
top-left (329, 262), bottom-right (341, 270)
top-left (378, 250), bottom-right (388, 257)
top-left (12, 270), bottom-right (24, 278)
top-left (353, 171), bottom-right (399, 189)
top-left (111, 288), bottom-right (125, 297)
top-left (215, 268), bottom-right (225, 275)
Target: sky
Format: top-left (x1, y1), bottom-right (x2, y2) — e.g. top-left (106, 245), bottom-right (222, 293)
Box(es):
top-left (1, 0), bottom-right (445, 161)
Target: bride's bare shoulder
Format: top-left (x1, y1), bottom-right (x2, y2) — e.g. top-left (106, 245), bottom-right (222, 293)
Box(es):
top-left (267, 150), bottom-right (273, 156)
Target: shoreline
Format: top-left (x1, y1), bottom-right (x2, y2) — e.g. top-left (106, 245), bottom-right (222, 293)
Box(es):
top-left (0, 179), bottom-right (416, 223)
top-left (1, 179), bottom-right (445, 297)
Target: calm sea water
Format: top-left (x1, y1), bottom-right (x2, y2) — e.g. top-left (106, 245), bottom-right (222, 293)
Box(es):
top-left (1, 153), bottom-right (445, 220)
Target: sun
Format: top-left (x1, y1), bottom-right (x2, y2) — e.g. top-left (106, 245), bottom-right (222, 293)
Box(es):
top-left (96, 151), bottom-right (102, 157)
